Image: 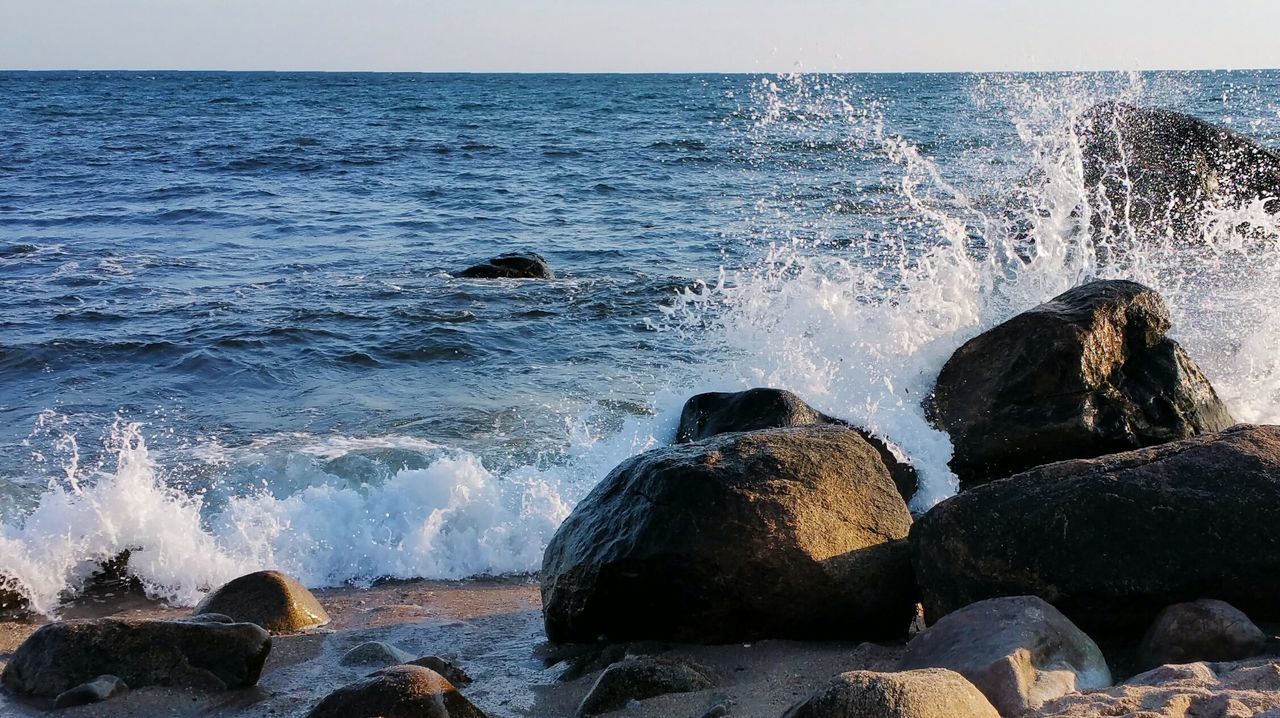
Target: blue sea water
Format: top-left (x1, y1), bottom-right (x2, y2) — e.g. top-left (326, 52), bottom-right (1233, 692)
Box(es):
top-left (2, 70), bottom-right (1280, 612)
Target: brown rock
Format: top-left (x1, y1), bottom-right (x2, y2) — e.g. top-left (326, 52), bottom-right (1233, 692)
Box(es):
top-left (0, 617), bottom-right (270, 697)
top-left (407, 655), bottom-right (472, 686)
top-left (541, 426), bottom-right (917, 644)
top-left (1032, 658), bottom-right (1280, 717)
top-left (782, 668), bottom-right (1000, 718)
top-left (911, 425), bottom-right (1280, 635)
top-left (928, 279), bottom-right (1233, 486)
top-left (1138, 599), bottom-right (1267, 671)
top-left (306, 664), bottom-right (487, 718)
top-left (194, 570), bottom-right (329, 634)
top-left (898, 596), bottom-right (1111, 715)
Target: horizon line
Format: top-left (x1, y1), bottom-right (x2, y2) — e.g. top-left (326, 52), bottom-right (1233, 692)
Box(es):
top-left (3, 66), bottom-right (1279, 75)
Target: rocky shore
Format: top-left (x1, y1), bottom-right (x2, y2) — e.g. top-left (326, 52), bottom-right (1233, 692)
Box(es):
top-left (5, 103), bottom-right (1280, 717)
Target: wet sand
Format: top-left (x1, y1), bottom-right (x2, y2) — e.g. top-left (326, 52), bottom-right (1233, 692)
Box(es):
top-left (0, 577), bottom-right (900, 717)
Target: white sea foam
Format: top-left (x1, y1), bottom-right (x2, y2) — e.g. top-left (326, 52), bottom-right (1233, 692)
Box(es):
top-left (4, 73), bottom-right (1280, 612)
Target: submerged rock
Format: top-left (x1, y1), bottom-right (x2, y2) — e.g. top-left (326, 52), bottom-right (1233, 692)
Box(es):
top-left (0, 617), bottom-right (271, 697)
top-left (341, 640), bottom-right (415, 667)
top-left (577, 656), bottom-right (713, 715)
top-left (458, 252), bottom-right (552, 279)
top-left (928, 279), bottom-right (1233, 486)
top-left (306, 664), bottom-right (487, 718)
top-left (1077, 101), bottom-right (1280, 238)
top-left (911, 425), bottom-right (1280, 635)
top-left (1138, 599), bottom-right (1267, 671)
top-left (542, 425), bottom-right (917, 644)
top-left (675, 387), bottom-right (918, 503)
top-left (782, 668), bottom-right (999, 718)
top-left (52, 674), bottom-right (128, 709)
top-left (194, 570), bottom-right (330, 634)
top-left (898, 596), bottom-right (1111, 715)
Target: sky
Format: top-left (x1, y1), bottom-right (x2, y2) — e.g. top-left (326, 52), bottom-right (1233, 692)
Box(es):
top-left (2, 0), bottom-right (1279, 73)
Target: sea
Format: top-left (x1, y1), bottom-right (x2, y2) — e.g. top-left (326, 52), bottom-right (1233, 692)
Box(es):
top-left (2, 70), bottom-right (1279, 615)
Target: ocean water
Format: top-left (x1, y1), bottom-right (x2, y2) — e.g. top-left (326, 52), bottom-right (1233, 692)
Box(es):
top-left (2, 70), bottom-right (1280, 614)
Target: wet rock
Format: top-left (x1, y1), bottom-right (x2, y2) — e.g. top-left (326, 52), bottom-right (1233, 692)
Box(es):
top-left (1138, 599), bottom-right (1267, 671)
top-left (1077, 101), bottom-right (1280, 238)
top-left (194, 570), bottom-right (330, 634)
top-left (341, 640), bottom-right (414, 667)
top-left (542, 426), bottom-right (917, 644)
top-left (578, 657), bottom-right (713, 715)
top-left (406, 655), bottom-right (472, 686)
top-left (928, 279), bottom-right (1233, 486)
top-left (306, 664), bottom-right (487, 718)
top-left (782, 668), bottom-right (999, 718)
top-left (675, 388), bottom-right (918, 503)
top-left (52, 674), bottom-right (128, 709)
top-left (0, 576), bottom-right (26, 613)
top-left (458, 252), bottom-right (552, 279)
top-left (911, 425), bottom-right (1280, 635)
top-left (898, 596), bottom-right (1111, 715)
top-left (0, 617), bottom-right (271, 697)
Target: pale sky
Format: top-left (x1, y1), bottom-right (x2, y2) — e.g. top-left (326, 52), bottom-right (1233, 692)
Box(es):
top-left (2, 0), bottom-right (1279, 73)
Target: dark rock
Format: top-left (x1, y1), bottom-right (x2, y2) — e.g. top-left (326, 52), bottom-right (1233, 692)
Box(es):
top-left (194, 570), bottom-right (330, 634)
top-left (1137, 599), bottom-right (1267, 671)
top-left (458, 252), bottom-right (552, 279)
top-left (52, 675), bottom-right (128, 709)
top-left (0, 578), bottom-right (26, 613)
top-left (341, 640), bottom-right (414, 667)
top-left (928, 279), bottom-right (1233, 486)
top-left (911, 425), bottom-right (1280, 636)
top-left (898, 596), bottom-right (1111, 715)
top-left (676, 388), bottom-right (918, 503)
top-left (306, 664), bottom-right (487, 718)
top-left (782, 668), bottom-right (999, 718)
top-left (577, 657), bottom-right (713, 715)
top-left (0, 617), bottom-right (271, 696)
top-left (698, 701), bottom-right (733, 718)
top-left (1077, 101), bottom-right (1280, 238)
top-left (541, 425), bottom-right (917, 644)
top-left (406, 655), bottom-right (472, 686)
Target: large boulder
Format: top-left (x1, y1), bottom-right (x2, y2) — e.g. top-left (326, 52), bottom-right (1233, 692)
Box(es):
top-left (898, 596), bottom-right (1111, 716)
top-left (1077, 101), bottom-right (1280, 238)
top-left (0, 617), bottom-right (271, 697)
top-left (306, 664), bottom-right (487, 718)
top-left (194, 570), bottom-right (330, 634)
top-left (928, 280), bottom-right (1233, 486)
top-left (911, 425), bottom-right (1280, 635)
top-left (577, 656), bottom-right (713, 715)
top-left (457, 252), bottom-right (552, 279)
top-left (676, 388), bottom-right (918, 503)
top-left (541, 426), bottom-right (917, 644)
top-left (1031, 658), bottom-right (1280, 717)
top-left (782, 668), bottom-right (1000, 718)
top-left (1137, 599), bottom-right (1267, 671)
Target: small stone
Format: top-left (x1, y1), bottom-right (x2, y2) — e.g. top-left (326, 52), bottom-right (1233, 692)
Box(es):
top-left (341, 641), bottom-right (414, 667)
top-left (578, 656), bottom-right (713, 715)
top-left (53, 675), bottom-right (128, 709)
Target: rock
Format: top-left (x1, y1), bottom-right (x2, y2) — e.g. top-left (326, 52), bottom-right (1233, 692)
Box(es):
top-left (928, 279), bottom-right (1233, 486)
top-left (911, 425), bottom-right (1280, 635)
top-left (1138, 599), bottom-right (1267, 670)
top-left (52, 675), bottom-right (128, 709)
top-left (341, 640), bottom-right (415, 667)
top-left (541, 426), bottom-right (917, 644)
top-left (578, 657), bottom-right (713, 715)
top-left (406, 655), bottom-right (472, 686)
top-left (782, 668), bottom-right (999, 718)
top-left (675, 388), bottom-right (918, 503)
top-left (1031, 657), bottom-right (1280, 717)
top-left (458, 252), bottom-right (552, 279)
top-left (0, 578), bottom-right (26, 613)
top-left (897, 596), bottom-right (1111, 715)
top-left (194, 570), bottom-right (330, 634)
top-left (1077, 101), bottom-right (1280, 238)
top-left (306, 664), bottom-right (487, 718)
top-left (0, 617), bottom-right (271, 696)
